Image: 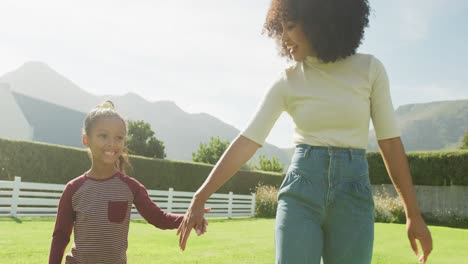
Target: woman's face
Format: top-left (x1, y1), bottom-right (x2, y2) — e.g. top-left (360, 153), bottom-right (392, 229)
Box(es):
top-left (281, 21), bottom-right (315, 61)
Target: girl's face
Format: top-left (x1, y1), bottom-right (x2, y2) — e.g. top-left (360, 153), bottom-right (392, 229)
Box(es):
top-left (281, 21), bottom-right (315, 61)
top-left (83, 117), bottom-right (126, 167)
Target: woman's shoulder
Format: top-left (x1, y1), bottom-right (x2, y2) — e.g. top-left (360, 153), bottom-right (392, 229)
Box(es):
top-left (261, 65), bottom-right (296, 93)
top-left (344, 53), bottom-right (378, 67)
top-left (272, 62), bottom-right (301, 90)
top-left (354, 53), bottom-right (388, 80)
top-left (340, 53), bottom-right (387, 78)
top-left (352, 53), bottom-right (386, 68)
top-left (352, 52), bottom-right (374, 59)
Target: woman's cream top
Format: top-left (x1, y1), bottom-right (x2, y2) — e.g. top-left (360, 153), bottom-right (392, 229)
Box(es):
top-left (241, 53), bottom-right (400, 149)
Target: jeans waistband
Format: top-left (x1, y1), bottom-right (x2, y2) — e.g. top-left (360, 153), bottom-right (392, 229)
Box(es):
top-left (295, 144), bottom-right (367, 158)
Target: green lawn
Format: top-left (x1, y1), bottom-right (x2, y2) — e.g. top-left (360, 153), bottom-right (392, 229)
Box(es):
top-left (0, 217), bottom-right (466, 263)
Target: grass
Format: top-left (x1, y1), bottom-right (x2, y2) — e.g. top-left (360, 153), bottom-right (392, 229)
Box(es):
top-left (0, 217), bottom-right (466, 263)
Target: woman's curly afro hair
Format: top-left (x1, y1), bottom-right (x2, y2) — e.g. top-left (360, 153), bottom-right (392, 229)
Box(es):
top-left (263, 0), bottom-right (370, 63)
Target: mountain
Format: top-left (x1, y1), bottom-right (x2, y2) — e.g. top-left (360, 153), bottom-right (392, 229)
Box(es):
top-left (0, 84), bottom-right (32, 141)
top-left (0, 61), bottom-right (99, 112)
top-left (12, 91), bottom-right (87, 147)
top-left (2, 61), bottom-right (466, 166)
top-left (367, 100), bottom-right (468, 151)
top-left (0, 62), bottom-right (291, 166)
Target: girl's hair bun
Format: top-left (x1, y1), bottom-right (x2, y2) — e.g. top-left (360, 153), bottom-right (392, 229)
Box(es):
top-left (98, 100), bottom-right (115, 109)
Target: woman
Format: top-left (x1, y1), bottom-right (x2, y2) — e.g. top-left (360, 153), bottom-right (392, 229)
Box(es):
top-left (178, 0), bottom-right (433, 263)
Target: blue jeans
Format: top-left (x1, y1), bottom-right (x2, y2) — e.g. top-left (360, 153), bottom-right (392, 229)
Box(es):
top-left (275, 145), bottom-right (374, 264)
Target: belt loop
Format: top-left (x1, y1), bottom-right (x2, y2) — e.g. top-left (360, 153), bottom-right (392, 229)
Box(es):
top-left (349, 149), bottom-right (354, 160)
top-left (327, 146), bottom-right (333, 156)
top-left (304, 145), bottom-right (312, 158)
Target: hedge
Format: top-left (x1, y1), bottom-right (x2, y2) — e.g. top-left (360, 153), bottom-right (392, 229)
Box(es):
top-left (0, 138), bottom-right (283, 194)
top-left (1, 138), bottom-right (467, 194)
top-left (367, 150), bottom-right (468, 186)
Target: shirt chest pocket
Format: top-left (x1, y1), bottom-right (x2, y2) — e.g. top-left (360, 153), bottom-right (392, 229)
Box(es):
top-left (108, 201), bottom-right (129, 223)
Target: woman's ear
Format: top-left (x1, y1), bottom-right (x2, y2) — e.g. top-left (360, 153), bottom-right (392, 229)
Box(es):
top-left (82, 134), bottom-right (88, 146)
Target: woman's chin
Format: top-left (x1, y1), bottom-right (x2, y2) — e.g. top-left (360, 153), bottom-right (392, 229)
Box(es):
top-left (291, 53), bottom-right (305, 62)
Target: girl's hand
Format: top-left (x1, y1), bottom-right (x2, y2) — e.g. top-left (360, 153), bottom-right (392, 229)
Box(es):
top-left (177, 197), bottom-right (210, 250)
top-left (406, 215), bottom-right (433, 263)
top-left (194, 218), bottom-right (209, 236)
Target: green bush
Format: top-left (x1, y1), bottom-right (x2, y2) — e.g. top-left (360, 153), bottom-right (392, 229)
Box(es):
top-left (372, 187), bottom-right (468, 228)
top-left (367, 150), bottom-right (468, 186)
top-left (461, 129), bottom-right (468, 150)
top-left (422, 211), bottom-right (468, 229)
top-left (192, 136), bottom-right (229, 165)
top-left (373, 188), bottom-right (406, 224)
top-left (254, 155), bottom-right (284, 173)
top-left (0, 139), bottom-right (90, 183)
top-left (255, 185), bottom-right (278, 218)
top-left (1, 136), bottom-right (467, 196)
top-left (0, 138), bottom-right (284, 194)
top-left (445, 151), bottom-right (468, 185)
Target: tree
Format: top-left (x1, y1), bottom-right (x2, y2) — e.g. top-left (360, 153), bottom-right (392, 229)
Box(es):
top-left (462, 129), bottom-right (468, 150)
top-left (192, 136), bottom-right (230, 165)
top-left (255, 155), bottom-right (284, 173)
top-left (127, 120), bottom-right (166, 159)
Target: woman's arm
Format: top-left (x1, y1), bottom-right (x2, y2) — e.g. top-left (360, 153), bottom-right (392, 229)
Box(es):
top-left (378, 137), bottom-right (433, 263)
top-left (177, 135), bottom-right (260, 250)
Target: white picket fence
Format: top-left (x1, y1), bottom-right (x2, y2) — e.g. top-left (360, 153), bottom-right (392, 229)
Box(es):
top-left (0, 177), bottom-right (256, 218)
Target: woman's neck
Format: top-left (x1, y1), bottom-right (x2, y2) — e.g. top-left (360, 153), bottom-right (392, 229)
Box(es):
top-left (87, 162), bottom-right (119, 180)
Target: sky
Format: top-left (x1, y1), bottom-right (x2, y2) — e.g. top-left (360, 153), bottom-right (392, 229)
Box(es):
top-left (0, 0), bottom-right (467, 148)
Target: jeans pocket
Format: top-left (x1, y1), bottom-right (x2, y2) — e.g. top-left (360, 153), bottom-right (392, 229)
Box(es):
top-left (278, 170), bottom-right (303, 197)
top-left (337, 178), bottom-right (374, 204)
top-left (358, 179), bottom-right (373, 204)
top-left (108, 201), bottom-right (128, 223)
top-left (351, 178), bottom-right (375, 213)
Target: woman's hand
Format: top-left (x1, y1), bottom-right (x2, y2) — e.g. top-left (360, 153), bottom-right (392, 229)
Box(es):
top-left (406, 215), bottom-right (433, 263)
top-left (177, 197), bottom-right (210, 250)
top-left (177, 136), bottom-right (260, 251)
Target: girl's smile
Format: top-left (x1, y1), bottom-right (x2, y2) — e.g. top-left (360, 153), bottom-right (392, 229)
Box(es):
top-left (83, 116), bottom-right (126, 168)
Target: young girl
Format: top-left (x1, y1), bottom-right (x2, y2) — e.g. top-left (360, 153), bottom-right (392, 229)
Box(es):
top-left (49, 101), bottom-right (206, 264)
top-left (178, 0), bottom-right (433, 263)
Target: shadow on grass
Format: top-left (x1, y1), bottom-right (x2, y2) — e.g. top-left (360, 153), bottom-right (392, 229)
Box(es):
top-left (12, 216), bottom-right (22, 223)
top-left (0, 216), bottom-right (56, 223)
top-left (131, 217), bottom-right (267, 225)
top-left (0, 216), bottom-right (23, 223)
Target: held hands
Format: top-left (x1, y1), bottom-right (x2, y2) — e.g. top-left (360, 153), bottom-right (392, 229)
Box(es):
top-left (177, 197), bottom-right (210, 251)
top-left (194, 217), bottom-right (209, 236)
top-left (406, 215), bottom-right (433, 263)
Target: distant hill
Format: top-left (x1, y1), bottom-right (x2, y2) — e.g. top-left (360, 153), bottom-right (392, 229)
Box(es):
top-left (0, 62), bottom-right (291, 166)
top-left (0, 61), bottom-right (99, 112)
top-left (368, 100), bottom-right (468, 151)
top-left (12, 91), bottom-right (86, 147)
top-left (1, 61), bottom-right (466, 168)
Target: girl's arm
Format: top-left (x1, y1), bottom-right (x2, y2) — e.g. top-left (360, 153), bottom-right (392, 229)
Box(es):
top-left (377, 137), bottom-right (433, 263)
top-left (133, 183), bottom-right (184, 229)
top-left (49, 184), bottom-right (75, 264)
top-left (177, 135), bottom-right (260, 250)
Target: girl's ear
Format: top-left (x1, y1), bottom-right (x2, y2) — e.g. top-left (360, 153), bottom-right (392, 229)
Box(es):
top-left (82, 134), bottom-right (88, 146)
